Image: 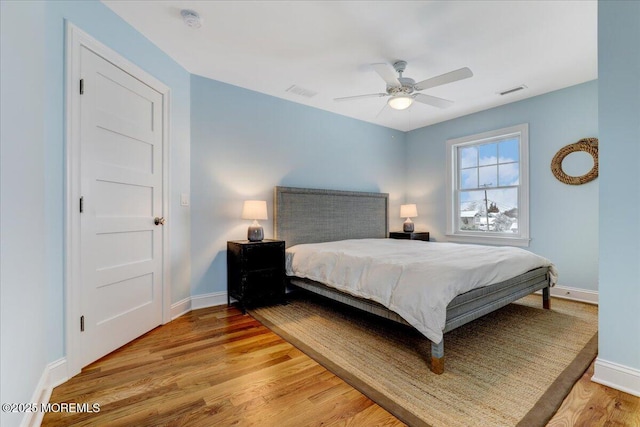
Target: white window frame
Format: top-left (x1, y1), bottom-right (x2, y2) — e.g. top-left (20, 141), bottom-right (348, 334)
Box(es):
top-left (446, 123), bottom-right (530, 247)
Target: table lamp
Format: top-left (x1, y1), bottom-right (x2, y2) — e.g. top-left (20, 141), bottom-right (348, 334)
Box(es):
top-left (242, 200), bottom-right (268, 242)
top-left (400, 204), bottom-right (418, 232)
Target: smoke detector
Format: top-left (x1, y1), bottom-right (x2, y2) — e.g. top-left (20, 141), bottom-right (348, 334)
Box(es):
top-left (180, 9), bottom-right (202, 28)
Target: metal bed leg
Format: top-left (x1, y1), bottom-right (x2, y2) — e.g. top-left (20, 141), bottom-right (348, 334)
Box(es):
top-left (431, 340), bottom-right (444, 374)
top-left (543, 286), bottom-right (551, 309)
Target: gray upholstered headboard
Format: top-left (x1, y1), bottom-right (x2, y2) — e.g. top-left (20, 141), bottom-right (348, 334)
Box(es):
top-left (273, 186), bottom-right (389, 248)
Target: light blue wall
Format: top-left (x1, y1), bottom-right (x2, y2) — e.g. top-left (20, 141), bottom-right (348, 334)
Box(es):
top-left (1, 3), bottom-right (48, 426)
top-left (406, 81), bottom-right (599, 291)
top-left (1, 1), bottom-right (191, 423)
top-left (190, 75), bottom-right (406, 296)
top-left (598, 0), bottom-right (640, 370)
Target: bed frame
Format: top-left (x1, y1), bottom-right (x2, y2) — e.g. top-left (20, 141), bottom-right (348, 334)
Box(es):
top-left (273, 186), bottom-right (551, 374)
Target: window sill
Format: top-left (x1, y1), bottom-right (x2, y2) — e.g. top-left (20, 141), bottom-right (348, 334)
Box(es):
top-left (445, 233), bottom-right (531, 247)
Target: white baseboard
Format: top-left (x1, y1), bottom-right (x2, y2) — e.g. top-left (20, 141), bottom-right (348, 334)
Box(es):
top-left (170, 291), bottom-right (228, 320)
top-left (592, 358), bottom-right (640, 397)
top-left (47, 358), bottom-right (69, 390)
top-left (170, 296), bottom-right (192, 320)
top-left (21, 358), bottom-right (68, 427)
top-left (537, 285), bottom-right (598, 305)
top-left (191, 291), bottom-right (227, 309)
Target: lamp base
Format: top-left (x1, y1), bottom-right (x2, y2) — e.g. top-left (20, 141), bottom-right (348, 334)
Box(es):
top-left (247, 225), bottom-right (264, 242)
top-left (403, 219), bottom-right (415, 233)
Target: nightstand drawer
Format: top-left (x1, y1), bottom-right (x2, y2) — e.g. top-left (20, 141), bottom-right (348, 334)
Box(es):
top-left (389, 231), bottom-right (430, 241)
top-left (244, 243), bottom-right (285, 271)
top-left (244, 269), bottom-right (285, 298)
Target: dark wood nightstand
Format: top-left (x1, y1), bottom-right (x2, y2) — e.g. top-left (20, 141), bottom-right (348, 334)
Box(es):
top-left (389, 231), bottom-right (430, 241)
top-left (227, 239), bottom-right (285, 313)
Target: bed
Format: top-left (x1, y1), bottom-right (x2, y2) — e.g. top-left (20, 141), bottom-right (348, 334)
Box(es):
top-left (273, 186), bottom-right (554, 374)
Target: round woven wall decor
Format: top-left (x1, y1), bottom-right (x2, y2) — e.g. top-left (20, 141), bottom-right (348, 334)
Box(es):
top-left (550, 137), bottom-right (598, 185)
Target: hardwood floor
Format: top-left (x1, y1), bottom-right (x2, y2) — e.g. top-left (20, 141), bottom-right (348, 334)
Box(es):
top-left (43, 304), bottom-right (639, 427)
top-left (548, 363), bottom-right (640, 427)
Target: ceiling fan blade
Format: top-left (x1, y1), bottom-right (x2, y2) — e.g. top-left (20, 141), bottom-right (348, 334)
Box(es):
top-left (414, 67), bottom-right (473, 91)
top-left (414, 93), bottom-right (454, 109)
top-left (334, 93), bottom-right (388, 102)
top-left (371, 63), bottom-right (401, 88)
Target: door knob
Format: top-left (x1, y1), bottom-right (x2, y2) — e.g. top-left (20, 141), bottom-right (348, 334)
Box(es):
top-left (154, 217), bottom-right (166, 226)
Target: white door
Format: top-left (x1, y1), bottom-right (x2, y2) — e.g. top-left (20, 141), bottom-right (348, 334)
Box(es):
top-left (78, 45), bottom-right (164, 367)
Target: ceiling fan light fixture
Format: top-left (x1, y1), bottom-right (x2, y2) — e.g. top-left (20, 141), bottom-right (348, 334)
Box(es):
top-left (388, 95), bottom-right (413, 110)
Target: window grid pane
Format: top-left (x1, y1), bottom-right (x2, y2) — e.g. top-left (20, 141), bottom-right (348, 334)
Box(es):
top-left (460, 168), bottom-right (478, 189)
top-left (459, 146), bottom-right (478, 168)
top-left (478, 143), bottom-right (497, 166)
top-left (458, 187), bottom-right (519, 233)
top-left (498, 162), bottom-right (519, 186)
top-left (478, 165), bottom-right (497, 188)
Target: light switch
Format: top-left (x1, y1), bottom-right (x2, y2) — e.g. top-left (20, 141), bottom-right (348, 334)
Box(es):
top-left (180, 193), bottom-right (189, 207)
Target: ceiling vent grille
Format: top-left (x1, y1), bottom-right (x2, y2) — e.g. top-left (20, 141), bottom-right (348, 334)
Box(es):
top-left (499, 85), bottom-right (527, 96)
top-left (286, 85), bottom-right (318, 98)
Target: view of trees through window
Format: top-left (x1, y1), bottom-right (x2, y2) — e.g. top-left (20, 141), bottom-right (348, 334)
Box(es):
top-left (457, 137), bottom-right (520, 233)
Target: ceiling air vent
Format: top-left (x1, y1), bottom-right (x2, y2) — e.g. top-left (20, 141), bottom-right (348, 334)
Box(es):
top-left (286, 85), bottom-right (318, 98)
top-left (499, 85), bottom-right (527, 96)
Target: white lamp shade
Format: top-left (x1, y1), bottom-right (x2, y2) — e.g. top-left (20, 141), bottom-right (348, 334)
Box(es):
top-left (388, 95), bottom-right (413, 110)
top-left (400, 204), bottom-right (418, 218)
top-left (241, 200), bottom-right (268, 220)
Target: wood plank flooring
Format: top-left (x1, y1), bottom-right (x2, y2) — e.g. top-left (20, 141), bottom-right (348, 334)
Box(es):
top-left (548, 362), bottom-right (640, 427)
top-left (43, 304), bottom-right (639, 427)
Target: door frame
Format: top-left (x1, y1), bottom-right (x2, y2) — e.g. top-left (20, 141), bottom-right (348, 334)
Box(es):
top-left (65, 22), bottom-right (171, 377)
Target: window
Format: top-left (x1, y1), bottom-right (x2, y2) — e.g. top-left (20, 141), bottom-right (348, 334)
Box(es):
top-left (446, 124), bottom-right (529, 246)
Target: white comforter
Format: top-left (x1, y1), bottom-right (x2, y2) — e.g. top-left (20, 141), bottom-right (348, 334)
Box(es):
top-left (286, 239), bottom-right (557, 344)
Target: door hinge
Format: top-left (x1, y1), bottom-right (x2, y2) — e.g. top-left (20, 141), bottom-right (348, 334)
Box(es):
top-left (79, 196), bottom-right (84, 213)
top-left (79, 79), bottom-right (84, 95)
top-left (80, 315), bottom-right (85, 332)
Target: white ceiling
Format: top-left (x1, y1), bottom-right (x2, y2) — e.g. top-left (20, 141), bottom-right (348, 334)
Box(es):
top-left (102, 1), bottom-right (597, 132)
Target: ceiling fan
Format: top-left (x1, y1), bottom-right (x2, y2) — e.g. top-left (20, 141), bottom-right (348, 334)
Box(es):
top-left (335, 60), bottom-right (473, 111)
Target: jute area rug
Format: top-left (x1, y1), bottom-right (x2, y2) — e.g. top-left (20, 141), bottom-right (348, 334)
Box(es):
top-left (250, 293), bottom-right (598, 427)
